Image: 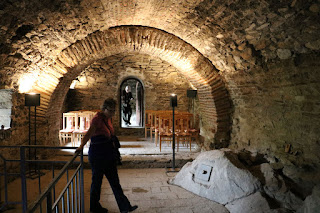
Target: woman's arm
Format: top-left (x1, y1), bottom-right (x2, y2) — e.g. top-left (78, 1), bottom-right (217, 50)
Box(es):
top-left (75, 124), bottom-right (96, 153)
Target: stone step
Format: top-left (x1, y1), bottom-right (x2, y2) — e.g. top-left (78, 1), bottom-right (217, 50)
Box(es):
top-left (45, 153), bottom-right (195, 170)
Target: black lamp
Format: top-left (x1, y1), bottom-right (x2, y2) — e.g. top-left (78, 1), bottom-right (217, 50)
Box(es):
top-left (167, 94), bottom-right (178, 172)
top-left (25, 93), bottom-right (40, 106)
top-left (170, 94), bottom-right (177, 107)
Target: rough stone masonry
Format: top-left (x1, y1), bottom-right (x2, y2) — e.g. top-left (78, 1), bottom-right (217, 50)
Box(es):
top-left (0, 0), bottom-right (319, 211)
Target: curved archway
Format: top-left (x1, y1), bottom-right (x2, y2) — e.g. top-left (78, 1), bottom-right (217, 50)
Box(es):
top-left (46, 26), bottom-right (232, 149)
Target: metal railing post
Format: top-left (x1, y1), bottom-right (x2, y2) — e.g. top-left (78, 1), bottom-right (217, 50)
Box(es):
top-left (66, 170), bottom-right (70, 212)
top-left (4, 159), bottom-right (8, 205)
top-left (71, 181), bottom-right (74, 213)
top-left (80, 151), bottom-right (85, 213)
top-left (47, 190), bottom-right (52, 212)
top-left (74, 176), bottom-right (78, 213)
top-left (0, 145), bottom-right (82, 212)
top-left (20, 146), bottom-right (28, 213)
top-left (172, 105), bottom-right (175, 170)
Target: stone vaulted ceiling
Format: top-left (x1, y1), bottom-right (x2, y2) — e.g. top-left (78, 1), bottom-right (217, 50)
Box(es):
top-left (46, 26), bottom-right (231, 146)
top-left (0, 0), bottom-right (319, 146)
top-left (1, 0), bottom-right (318, 78)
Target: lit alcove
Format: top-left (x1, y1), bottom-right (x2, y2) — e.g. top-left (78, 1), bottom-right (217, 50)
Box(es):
top-left (0, 89), bottom-right (13, 130)
top-left (120, 78), bottom-right (144, 128)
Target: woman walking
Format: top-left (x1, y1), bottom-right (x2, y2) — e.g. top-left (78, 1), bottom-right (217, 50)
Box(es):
top-left (76, 98), bottom-right (138, 213)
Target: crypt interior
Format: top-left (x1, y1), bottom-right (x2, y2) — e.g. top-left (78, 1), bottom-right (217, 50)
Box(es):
top-left (0, 0), bottom-right (320, 212)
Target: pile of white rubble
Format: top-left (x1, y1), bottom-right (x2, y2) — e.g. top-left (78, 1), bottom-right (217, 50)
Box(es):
top-left (169, 149), bottom-right (320, 213)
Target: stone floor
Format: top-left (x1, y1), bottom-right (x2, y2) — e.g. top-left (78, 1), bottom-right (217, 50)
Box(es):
top-left (2, 169), bottom-right (228, 213)
top-left (86, 168), bottom-right (228, 213)
top-left (59, 136), bottom-right (201, 168)
top-left (1, 136), bottom-right (229, 212)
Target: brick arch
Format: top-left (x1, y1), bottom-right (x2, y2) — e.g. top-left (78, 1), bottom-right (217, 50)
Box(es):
top-left (47, 26), bottom-right (231, 148)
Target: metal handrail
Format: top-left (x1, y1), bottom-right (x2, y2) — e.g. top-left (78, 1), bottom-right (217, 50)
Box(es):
top-left (52, 163), bottom-right (81, 208)
top-left (27, 152), bottom-right (83, 212)
top-left (0, 145), bottom-right (85, 213)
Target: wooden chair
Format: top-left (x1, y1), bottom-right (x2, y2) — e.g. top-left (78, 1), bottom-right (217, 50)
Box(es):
top-left (176, 131), bottom-right (191, 151)
top-left (174, 113), bottom-right (193, 151)
top-left (153, 111), bottom-right (173, 144)
top-left (59, 112), bottom-right (76, 145)
top-left (159, 129), bottom-right (173, 152)
top-left (155, 112), bottom-right (171, 146)
top-left (145, 110), bottom-right (154, 140)
top-left (153, 112), bottom-right (163, 145)
top-left (158, 113), bottom-right (178, 152)
top-left (146, 110), bottom-right (195, 152)
top-left (72, 111), bottom-right (95, 147)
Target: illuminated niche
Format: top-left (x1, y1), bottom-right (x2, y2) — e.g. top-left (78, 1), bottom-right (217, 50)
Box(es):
top-left (120, 78), bottom-right (144, 128)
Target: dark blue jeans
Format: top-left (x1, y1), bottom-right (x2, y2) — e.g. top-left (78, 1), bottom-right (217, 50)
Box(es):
top-left (89, 158), bottom-right (131, 212)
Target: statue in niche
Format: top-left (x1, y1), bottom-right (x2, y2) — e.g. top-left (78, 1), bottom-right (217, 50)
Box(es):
top-left (120, 78), bottom-right (144, 128)
top-left (122, 85), bottom-right (134, 125)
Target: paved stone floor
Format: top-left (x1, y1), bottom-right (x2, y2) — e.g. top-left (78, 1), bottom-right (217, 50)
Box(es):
top-left (86, 168), bottom-right (228, 213)
top-left (2, 168), bottom-right (228, 213)
top-left (1, 137), bottom-right (229, 212)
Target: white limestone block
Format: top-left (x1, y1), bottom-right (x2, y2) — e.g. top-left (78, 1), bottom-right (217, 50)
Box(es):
top-left (170, 150), bottom-right (261, 204)
top-left (225, 192), bottom-right (272, 213)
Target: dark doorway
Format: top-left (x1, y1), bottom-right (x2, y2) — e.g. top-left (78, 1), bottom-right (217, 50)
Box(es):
top-left (120, 78), bottom-right (144, 128)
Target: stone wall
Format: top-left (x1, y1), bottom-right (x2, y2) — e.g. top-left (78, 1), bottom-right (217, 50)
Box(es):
top-left (0, 0), bottom-right (319, 184)
top-left (227, 53), bottom-right (320, 183)
top-left (64, 53), bottom-right (193, 136)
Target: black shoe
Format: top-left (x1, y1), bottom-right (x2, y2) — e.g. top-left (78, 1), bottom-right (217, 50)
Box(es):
top-left (121, 205), bottom-right (138, 213)
top-left (90, 207), bottom-right (108, 213)
top-left (129, 205), bottom-right (138, 212)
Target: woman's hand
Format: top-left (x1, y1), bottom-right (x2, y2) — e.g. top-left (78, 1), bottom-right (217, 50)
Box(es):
top-left (75, 145), bottom-right (84, 153)
top-left (75, 124), bottom-right (96, 154)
